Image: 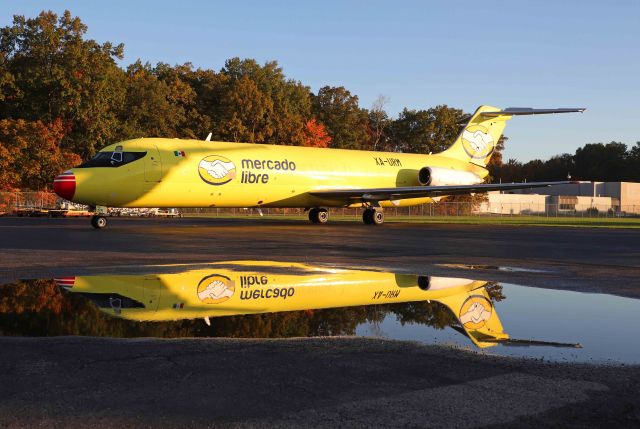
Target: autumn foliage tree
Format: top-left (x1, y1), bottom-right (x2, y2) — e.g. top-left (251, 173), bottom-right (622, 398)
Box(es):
top-left (302, 119), bottom-right (331, 148)
top-left (0, 118), bottom-right (81, 190)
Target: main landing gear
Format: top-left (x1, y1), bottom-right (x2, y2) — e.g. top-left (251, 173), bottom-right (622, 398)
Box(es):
top-left (362, 208), bottom-right (384, 225)
top-left (308, 207), bottom-right (329, 224)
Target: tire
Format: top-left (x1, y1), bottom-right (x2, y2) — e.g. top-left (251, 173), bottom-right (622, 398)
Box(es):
top-left (308, 208), bottom-right (319, 223)
top-left (91, 215), bottom-right (107, 229)
top-left (372, 210), bottom-right (384, 225)
top-left (362, 208), bottom-right (374, 225)
top-left (309, 208), bottom-right (329, 224)
top-left (317, 208), bottom-right (329, 224)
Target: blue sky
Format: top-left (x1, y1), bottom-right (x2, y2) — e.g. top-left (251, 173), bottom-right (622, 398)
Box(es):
top-left (2, 0), bottom-right (638, 161)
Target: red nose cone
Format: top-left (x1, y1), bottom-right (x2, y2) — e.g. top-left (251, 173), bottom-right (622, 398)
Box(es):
top-left (54, 277), bottom-right (76, 289)
top-left (53, 171), bottom-right (76, 201)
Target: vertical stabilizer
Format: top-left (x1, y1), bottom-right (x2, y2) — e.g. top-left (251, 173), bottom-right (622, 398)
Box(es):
top-left (441, 106), bottom-right (585, 167)
top-left (441, 105), bottom-right (510, 167)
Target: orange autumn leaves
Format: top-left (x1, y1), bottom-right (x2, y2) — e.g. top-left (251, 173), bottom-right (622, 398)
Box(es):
top-left (0, 118), bottom-right (81, 191)
top-left (302, 119), bottom-right (331, 148)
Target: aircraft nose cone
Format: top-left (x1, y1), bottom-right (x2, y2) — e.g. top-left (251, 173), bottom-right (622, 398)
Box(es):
top-left (53, 171), bottom-right (76, 200)
top-left (54, 277), bottom-right (76, 289)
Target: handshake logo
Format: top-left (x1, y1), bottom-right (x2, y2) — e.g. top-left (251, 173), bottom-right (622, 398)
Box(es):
top-left (198, 155), bottom-right (237, 185)
top-left (458, 296), bottom-right (493, 330)
top-left (197, 274), bottom-right (235, 304)
top-left (461, 124), bottom-right (495, 160)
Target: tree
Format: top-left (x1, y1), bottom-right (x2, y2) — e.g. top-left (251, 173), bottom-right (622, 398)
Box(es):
top-left (389, 105), bottom-right (465, 154)
top-left (369, 95), bottom-right (390, 151)
top-left (0, 10), bottom-right (126, 158)
top-left (218, 75), bottom-right (274, 143)
top-left (573, 142), bottom-right (629, 181)
top-left (0, 118), bottom-right (81, 190)
top-left (220, 58), bottom-right (311, 146)
top-left (120, 61), bottom-right (202, 140)
top-left (311, 86), bottom-right (369, 150)
top-left (629, 142), bottom-right (640, 181)
top-left (302, 119), bottom-right (331, 148)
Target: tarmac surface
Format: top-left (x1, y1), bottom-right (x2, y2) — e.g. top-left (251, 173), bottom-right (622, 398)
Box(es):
top-left (1, 216), bottom-right (639, 296)
top-left (1, 216), bottom-right (640, 427)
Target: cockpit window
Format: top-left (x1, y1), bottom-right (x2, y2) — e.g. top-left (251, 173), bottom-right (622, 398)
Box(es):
top-left (77, 151), bottom-right (147, 168)
top-left (74, 292), bottom-right (145, 309)
top-left (111, 151), bottom-right (123, 163)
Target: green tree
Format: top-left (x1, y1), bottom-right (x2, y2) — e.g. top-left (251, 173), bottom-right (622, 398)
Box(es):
top-left (120, 61), bottom-right (201, 140)
top-left (573, 142), bottom-right (629, 181)
top-left (220, 58), bottom-right (312, 145)
top-left (218, 75), bottom-right (274, 143)
top-left (311, 86), bottom-right (369, 150)
top-left (389, 105), bottom-right (465, 154)
top-left (628, 142), bottom-right (640, 181)
top-left (0, 10), bottom-right (126, 158)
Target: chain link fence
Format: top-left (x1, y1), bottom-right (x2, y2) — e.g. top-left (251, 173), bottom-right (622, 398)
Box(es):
top-left (2, 192), bottom-right (638, 218)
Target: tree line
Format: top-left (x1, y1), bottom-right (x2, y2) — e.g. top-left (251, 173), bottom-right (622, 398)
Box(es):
top-left (0, 10), bottom-right (638, 191)
top-left (492, 141), bottom-right (640, 183)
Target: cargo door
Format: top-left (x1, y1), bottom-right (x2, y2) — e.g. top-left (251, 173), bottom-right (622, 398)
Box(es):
top-left (144, 145), bottom-right (162, 182)
top-left (143, 276), bottom-right (162, 313)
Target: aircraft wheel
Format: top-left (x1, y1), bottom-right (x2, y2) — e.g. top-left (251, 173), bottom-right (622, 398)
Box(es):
top-left (91, 215), bottom-right (107, 229)
top-left (308, 208), bottom-right (319, 223)
top-left (372, 210), bottom-right (384, 225)
top-left (363, 209), bottom-right (384, 225)
top-left (317, 208), bottom-right (329, 224)
top-left (362, 208), bottom-right (374, 224)
top-left (309, 208), bottom-right (329, 224)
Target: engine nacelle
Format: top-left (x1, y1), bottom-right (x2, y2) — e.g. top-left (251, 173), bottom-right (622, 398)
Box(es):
top-left (418, 167), bottom-right (483, 186)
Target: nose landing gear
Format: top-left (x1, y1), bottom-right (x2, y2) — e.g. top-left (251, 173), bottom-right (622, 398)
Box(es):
top-left (91, 215), bottom-right (107, 229)
top-left (90, 205), bottom-right (108, 229)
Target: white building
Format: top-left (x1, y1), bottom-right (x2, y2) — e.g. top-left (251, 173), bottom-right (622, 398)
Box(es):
top-left (477, 182), bottom-right (640, 215)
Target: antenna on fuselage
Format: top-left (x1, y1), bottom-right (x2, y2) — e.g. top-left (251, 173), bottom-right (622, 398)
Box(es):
top-left (205, 132), bottom-right (212, 142)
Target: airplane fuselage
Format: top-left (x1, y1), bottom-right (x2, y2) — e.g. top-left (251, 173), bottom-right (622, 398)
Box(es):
top-left (60, 138), bottom-right (488, 209)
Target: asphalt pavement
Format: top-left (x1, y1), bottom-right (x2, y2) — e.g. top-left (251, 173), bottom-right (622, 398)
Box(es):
top-left (1, 216), bottom-right (639, 427)
top-left (1, 216), bottom-right (639, 296)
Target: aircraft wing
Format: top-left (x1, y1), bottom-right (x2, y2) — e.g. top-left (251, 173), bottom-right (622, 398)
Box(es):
top-left (309, 181), bottom-right (574, 203)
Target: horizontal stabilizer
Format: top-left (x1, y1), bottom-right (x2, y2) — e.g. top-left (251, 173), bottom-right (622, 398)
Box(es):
top-left (480, 108), bottom-right (586, 117)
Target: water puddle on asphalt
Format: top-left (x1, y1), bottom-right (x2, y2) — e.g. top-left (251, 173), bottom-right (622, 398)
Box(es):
top-left (1, 260), bottom-right (637, 364)
top-left (437, 263), bottom-right (548, 273)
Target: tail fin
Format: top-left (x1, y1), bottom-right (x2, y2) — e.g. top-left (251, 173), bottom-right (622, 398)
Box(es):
top-left (441, 106), bottom-right (586, 167)
top-left (437, 282), bottom-right (509, 348)
top-left (441, 105), bottom-right (509, 167)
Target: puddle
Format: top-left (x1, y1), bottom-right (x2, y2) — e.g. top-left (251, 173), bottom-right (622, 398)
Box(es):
top-left (437, 263), bottom-right (548, 273)
top-left (0, 261), bottom-right (637, 364)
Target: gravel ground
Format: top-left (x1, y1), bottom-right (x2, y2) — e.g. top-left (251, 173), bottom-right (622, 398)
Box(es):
top-left (0, 336), bottom-right (638, 428)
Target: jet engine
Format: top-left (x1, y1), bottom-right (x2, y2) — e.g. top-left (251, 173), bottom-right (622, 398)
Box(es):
top-left (418, 167), bottom-right (483, 186)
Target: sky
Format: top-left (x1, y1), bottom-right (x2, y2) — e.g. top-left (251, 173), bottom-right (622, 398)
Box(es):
top-left (2, 0), bottom-right (639, 161)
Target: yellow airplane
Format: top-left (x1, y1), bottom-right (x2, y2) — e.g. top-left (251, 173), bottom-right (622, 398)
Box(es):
top-left (56, 261), bottom-right (508, 348)
top-left (53, 106), bottom-right (584, 228)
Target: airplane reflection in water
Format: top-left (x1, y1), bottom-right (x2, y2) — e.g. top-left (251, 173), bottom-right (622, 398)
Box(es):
top-left (55, 261), bottom-right (575, 350)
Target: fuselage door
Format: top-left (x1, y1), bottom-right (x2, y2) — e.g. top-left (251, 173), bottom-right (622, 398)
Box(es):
top-left (144, 145), bottom-right (162, 182)
top-left (143, 276), bottom-right (162, 313)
